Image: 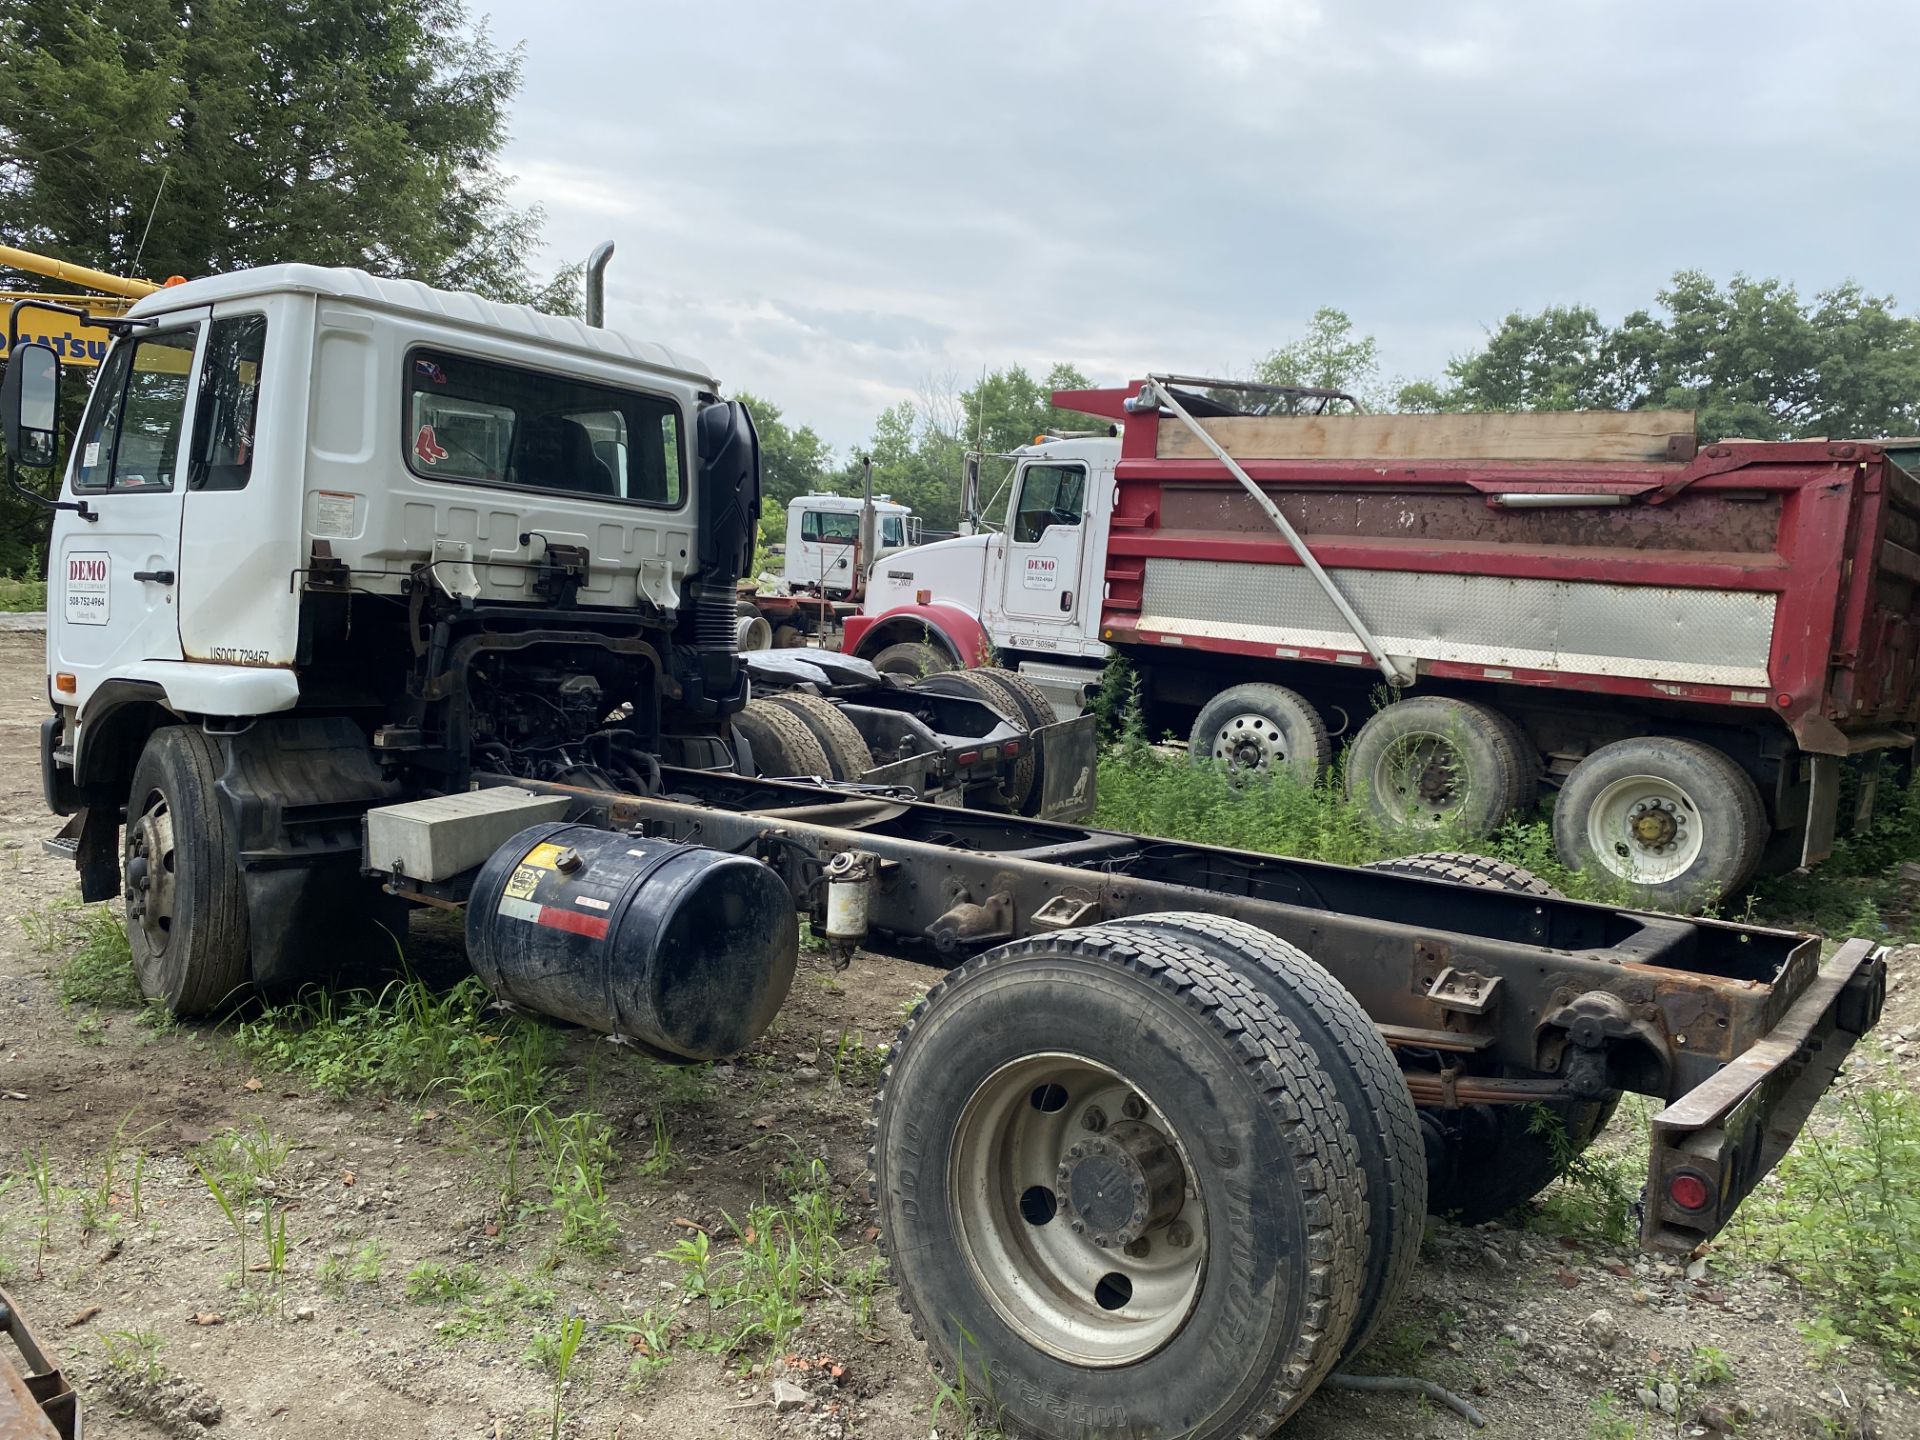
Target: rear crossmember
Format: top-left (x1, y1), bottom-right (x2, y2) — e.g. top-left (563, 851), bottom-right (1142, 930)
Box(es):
top-left (387, 766), bottom-right (1886, 1253)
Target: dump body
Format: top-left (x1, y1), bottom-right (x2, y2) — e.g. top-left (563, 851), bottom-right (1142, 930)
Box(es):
top-left (1065, 391), bottom-right (1920, 757)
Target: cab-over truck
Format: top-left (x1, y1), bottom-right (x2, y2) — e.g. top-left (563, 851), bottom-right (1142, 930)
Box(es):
top-left (846, 376), bottom-right (1920, 908)
top-left (3, 272), bottom-right (1886, 1440)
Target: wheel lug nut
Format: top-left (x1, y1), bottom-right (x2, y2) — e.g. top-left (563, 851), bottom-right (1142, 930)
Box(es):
top-left (1167, 1220), bottom-right (1192, 1248)
top-left (1081, 1106), bottom-right (1106, 1133)
top-left (1124, 1237), bottom-right (1150, 1259)
top-left (1121, 1095), bottom-right (1147, 1120)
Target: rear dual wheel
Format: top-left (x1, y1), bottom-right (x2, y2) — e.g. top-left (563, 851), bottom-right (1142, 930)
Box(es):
top-left (871, 921), bottom-right (1414, 1440)
top-left (1345, 696), bottom-right (1536, 838)
top-left (915, 666), bottom-right (1052, 814)
top-left (1188, 683), bottom-right (1330, 784)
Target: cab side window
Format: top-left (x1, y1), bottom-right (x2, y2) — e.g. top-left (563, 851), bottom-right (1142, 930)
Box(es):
top-left (73, 328), bottom-right (200, 492)
top-left (191, 315), bottom-right (267, 491)
top-left (1013, 463), bottom-right (1085, 544)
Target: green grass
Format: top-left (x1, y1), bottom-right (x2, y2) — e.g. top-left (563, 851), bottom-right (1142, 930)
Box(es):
top-left (0, 574), bottom-right (45, 612)
top-left (1731, 1073), bottom-right (1920, 1371)
top-left (24, 900), bottom-right (142, 1009)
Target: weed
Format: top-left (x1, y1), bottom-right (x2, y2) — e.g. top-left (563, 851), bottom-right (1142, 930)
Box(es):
top-left (1733, 1080), bottom-right (1920, 1370)
top-left (260, 1205), bottom-right (290, 1317)
top-left (530, 1109), bottom-right (619, 1255)
top-left (405, 1260), bottom-right (484, 1305)
top-left (100, 1327), bottom-right (167, 1385)
top-left (637, 1107), bottom-right (673, 1180)
top-left (531, 1312), bottom-right (590, 1440)
top-left (435, 1276), bottom-right (556, 1342)
top-left (24, 901), bottom-right (141, 1009)
top-left (316, 1254), bottom-right (348, 1296)
top-left (21, 1146), bottom-right (59, 1277)
top-left (827, 1028), bottom-right (889, 1088)
top-left (193, 1156), bottom-right (249, 1290)
top-left (1527, 1099), bottom-right (1649, 1247)
top-left (1688, 1344), bottom-right (1733, 1387)
top-left (929, 1327), bottom-right (1003, 1440)
top-left (848, 1253), bottom-right (889, 1332)
top-left (1585, 1392), bottom-right (1647, 1440)
top-left (611, 1309), bottom-right (674, 1389)
top-left (350, 1238), bottom-right (389, 1284)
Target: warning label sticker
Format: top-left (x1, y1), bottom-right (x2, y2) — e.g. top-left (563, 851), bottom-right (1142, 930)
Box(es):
top-left (311, 491), bottom-right (356, 539)
top-left (504, 865), bottom-right (541, 901)
top-left (522, 842), bottom-right (568, 871)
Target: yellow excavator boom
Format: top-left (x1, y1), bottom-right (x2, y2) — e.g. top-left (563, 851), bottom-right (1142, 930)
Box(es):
top-left (0, 245), bottom-right (165, 366)
top-left (0, 244), bottom-right (159, 299)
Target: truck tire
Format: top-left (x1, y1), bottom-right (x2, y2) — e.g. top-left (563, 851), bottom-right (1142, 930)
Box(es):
top-left (771, 624), bottom-right (804, 649)
top-left (1373, 852), bottom-right (1621, 1224)
top-left (764, 693), bottom-right (875, 781)
top-left (1189, 683), bottom-right (1330, 784)
top-left (915, 669), bottom-right (1037, 812)
top-left (870, 640), bottom-right (954, 678)
top-left (1552, 736), bottom-right (1766, 907)
top-left (1345, 696), bottom-right (1518, 839)
top-left (1104, 912), bottom-right (1424, 1363)
top-left (1480, 703), bottom-right (1540, 818)
top-left (123, 726), bottom-right (250, 1015)
top-left (970, 667), bottom-right (1058, 817)
top-left (871, 925), bottom-right (1366, 1439)
top-left (1363, 850), bottom-right (1562, 897)
top-left (732, 699), bottom-right (832, 779)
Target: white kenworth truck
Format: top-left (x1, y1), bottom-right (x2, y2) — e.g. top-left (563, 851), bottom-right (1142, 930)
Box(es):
top-left (4, 266), bottom-right (1886, 1440)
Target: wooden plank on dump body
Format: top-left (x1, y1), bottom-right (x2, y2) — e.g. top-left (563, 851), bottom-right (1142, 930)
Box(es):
top-left (1155, 409), bottom-right (1699, 464)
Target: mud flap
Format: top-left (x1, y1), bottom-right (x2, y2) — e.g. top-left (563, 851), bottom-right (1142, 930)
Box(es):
top-left (210, 716), bottom-right (406, 996)
top-left (1035, 713), bottom-right (1098, 821)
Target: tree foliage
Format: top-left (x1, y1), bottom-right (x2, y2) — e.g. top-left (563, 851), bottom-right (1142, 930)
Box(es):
top-left (1253, 307), bottom-right (1382, 404)
top-left (1403, 274), bottom-right (1920, 440)
top-left (0, 0), bottom-right (574, 305)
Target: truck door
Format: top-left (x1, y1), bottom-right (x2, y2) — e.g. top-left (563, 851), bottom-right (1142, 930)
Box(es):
top-left (1000, 460), bottom-right (1087, 641)
top-left (50, 314), bottom-right (208, 711)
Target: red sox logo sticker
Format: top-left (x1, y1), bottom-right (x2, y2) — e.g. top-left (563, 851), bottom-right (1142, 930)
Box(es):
top-left (414, 424), bottom-right (449, 467)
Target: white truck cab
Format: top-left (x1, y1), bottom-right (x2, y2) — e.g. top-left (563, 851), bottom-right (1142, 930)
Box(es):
top-left (783, 491), bottom-right (916, 598)
top-left (41, 263), bottom-right (717, 726)
top-left (850, 436), bottom-right (1118, 707)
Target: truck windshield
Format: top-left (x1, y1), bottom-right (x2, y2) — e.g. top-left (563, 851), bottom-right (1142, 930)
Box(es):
top-left (404, 348), bottom-right (683, 506)
top-left (801, 511), bottom-right (858, 542)
top-left (72, 327), bottom-right (200, 492)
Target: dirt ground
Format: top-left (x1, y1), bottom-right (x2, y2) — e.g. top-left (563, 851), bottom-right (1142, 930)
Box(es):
top-left (1, 623), bottom-right (1916, 1440)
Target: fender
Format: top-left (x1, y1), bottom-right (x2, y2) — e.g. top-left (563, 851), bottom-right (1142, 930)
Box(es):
top-left (845, 602), bottom-right (992, 668)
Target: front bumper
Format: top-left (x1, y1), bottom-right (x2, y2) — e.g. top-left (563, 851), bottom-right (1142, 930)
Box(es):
top-left (1644, 936), bottom-right (1887, 1251)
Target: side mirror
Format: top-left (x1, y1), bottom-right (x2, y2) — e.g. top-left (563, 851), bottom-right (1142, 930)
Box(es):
top-left (1, 341), bottom-right (61, 468)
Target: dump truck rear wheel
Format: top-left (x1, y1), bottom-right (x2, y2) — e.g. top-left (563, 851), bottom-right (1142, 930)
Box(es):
top-left (764, 693), bottom-right (875, 780)
top-left (1345, 696), bottom-right (1518, 838)
top-left (970, 667), bottom-right (1057, 815)
top-left (870, 640), bottom-right (953, 678)
top-left (1104, 912), bottom-right (1424, 1362)
top-left (1189, 682), bottom-right (1330, 783)
top-left (871, 924), bottom-right (1366, 1439)
top-left (1553, 736), bottom-right (1765, 908)
top-left (732, 700), bottom-right (832, 778)
top-left (123, 726), bottom-right (250, 1016)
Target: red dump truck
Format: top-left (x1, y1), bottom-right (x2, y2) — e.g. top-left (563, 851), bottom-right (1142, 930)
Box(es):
top-left (846, 376), bottom-right (1920, 905)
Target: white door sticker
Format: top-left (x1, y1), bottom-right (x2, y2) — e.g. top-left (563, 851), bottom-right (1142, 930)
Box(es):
top-left (64, 552), bottom-right (110, 626)
top-left (1022, 555), bottom-right (1059, 590)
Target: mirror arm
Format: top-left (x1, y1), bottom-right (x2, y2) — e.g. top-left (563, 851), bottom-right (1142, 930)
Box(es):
top-left (5, 296), bottom-right (145, 524)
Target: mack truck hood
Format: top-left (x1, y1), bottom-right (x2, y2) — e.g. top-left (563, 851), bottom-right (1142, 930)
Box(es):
top-left (861, 532), bottom-right (996, 617)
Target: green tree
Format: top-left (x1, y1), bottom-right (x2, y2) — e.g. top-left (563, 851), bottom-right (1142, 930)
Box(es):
top-left (1253, 307), bottom-right (1380, 401)
top-left (1398, 304), bottom-right (1626, 413)
top-left (0, 0), bottom-right (572, 302)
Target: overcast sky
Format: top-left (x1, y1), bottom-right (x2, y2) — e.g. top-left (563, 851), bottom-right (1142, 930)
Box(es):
top-left (482, 0), bottom-right (1918, 451)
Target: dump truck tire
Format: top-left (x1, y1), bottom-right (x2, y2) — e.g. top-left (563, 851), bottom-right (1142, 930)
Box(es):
top-left (1363, 850), bottom-right (1563, 897)
top-left (1553, 736), bottom-right (1766, 909)
top-left (733, 700), bottom-right (832, 778)
top-left (764, 693), bottom-right (875, 781)
top-left (1104, 912), bottom-right (1424, 1363)
top-left (1345, 696), bottom-right (1519, 838)
top-left (1481, 703), bottom-right (1541, 817)
top-left (914, 668), bottom-right (1037, 812)
top-left (123, 726), bottom-right (250, 1016)
top-left (1378, 851), bottom-right (1621, 1224)
top-left (871, 924), bottom-right (1366, 1439)
top-left (870, 641), bottom-right (953, 678)
top-left (1189, 682), bottom-right (1331, 784)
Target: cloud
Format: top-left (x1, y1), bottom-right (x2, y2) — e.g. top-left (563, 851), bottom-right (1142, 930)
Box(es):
top-left (483, 0), bottom-right (1920, 448)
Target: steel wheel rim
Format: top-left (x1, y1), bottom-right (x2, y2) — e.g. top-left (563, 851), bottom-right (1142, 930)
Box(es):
top-left (126, 789), bottom-right (178, 956)
top-left (948, 1052), bottom-right (1207, 1366)
top-left (1586, 773), bottom-right (1703, 883)
top-left (1372, 733), bottom-right (1465, 826)
top-left (1211, 712), bottom-right (1289, 773)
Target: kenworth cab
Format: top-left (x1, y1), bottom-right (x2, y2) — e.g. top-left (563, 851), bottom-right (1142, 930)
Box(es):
top-left (2, 269), bottom-right (1885, 1440)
